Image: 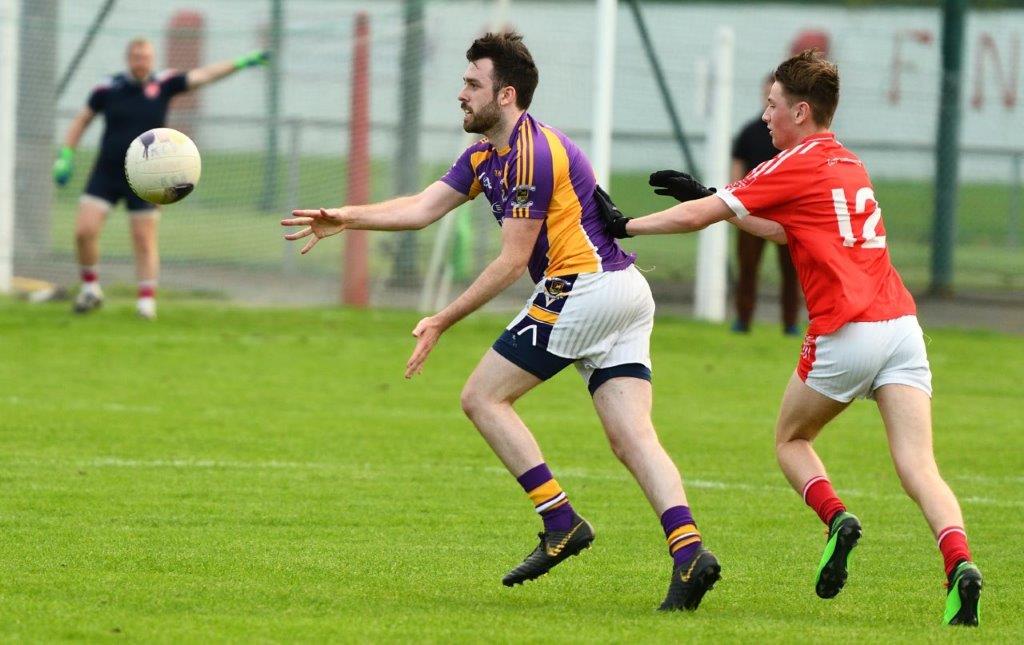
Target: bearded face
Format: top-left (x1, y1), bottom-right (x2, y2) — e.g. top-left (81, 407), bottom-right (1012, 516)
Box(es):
top-left (461, 93), bottom-right (502, 134)
top-left (459, 59), bottom-right (507, 136)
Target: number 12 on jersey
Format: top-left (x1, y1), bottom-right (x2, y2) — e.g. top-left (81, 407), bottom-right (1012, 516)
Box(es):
top-left (832, 187), bottom-right (886, 249)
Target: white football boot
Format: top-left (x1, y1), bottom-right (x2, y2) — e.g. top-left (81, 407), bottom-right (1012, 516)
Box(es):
top-left (136, 296), bottom-right (157, 321)
top-left (72, 283), bottom-right (104, 314)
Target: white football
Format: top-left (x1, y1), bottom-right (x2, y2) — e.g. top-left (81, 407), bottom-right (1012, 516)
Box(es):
top-left (124, 127), bottom-right (201, 205)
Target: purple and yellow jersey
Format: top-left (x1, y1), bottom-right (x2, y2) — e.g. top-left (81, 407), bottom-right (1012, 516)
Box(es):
top-left (440, 113), bottom-right (635, 283)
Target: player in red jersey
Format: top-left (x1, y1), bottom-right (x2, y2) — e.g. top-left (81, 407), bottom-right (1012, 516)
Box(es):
top-left (605, 50), bottom-right (982, 626)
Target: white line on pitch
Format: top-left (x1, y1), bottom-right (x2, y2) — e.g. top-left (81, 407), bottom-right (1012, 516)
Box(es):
top-left (4, 458), bottom-right (1021, 509)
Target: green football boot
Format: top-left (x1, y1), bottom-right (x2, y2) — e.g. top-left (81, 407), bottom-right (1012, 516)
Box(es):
top-left (815, 511), bottom-right (861, 599)
top-left (943, 561), bottom-right (983, 627)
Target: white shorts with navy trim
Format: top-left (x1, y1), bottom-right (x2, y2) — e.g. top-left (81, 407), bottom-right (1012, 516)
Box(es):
top-left (505, 265), bottom-right (654, 385)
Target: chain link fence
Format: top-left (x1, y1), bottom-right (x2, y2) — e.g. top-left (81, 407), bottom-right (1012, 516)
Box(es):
top-left (6, 0), bottom-right (1022, 309)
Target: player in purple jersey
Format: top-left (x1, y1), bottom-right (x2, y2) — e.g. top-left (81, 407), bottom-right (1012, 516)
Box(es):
top-left (282, 32), bottom-right (720, 610)
top-left (54, 38), bottom-right (268, 320)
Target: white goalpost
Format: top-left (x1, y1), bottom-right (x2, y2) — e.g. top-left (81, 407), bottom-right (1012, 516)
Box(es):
top-left (591, 0), bottom-right (618, 189)
top-left (694, 26), bottom-right (735, 322)
top-left (0, 0), bottom-right (19, 295)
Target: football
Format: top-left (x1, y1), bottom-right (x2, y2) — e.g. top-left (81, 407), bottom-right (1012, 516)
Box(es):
top-left (124, 127), bottom-right (202, 205)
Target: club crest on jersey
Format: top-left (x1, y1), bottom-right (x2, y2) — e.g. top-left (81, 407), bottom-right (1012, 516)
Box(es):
top-left (144, 82), bottom-right (160, 99)
top-left (544, 277), bottom-right (571, 299)
top-left (512, 184), bottom-right (535, 207)
top-left (800, 336), bottom-right (814, 358)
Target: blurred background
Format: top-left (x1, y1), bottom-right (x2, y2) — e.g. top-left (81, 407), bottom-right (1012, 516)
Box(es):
top-left (3, 0), bottom-right (1021, 323)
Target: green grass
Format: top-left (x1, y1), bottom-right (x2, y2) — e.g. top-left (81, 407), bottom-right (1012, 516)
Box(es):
top-left (49, 150), bottom-right (1024, 292)
top-left (1, 298), bottom-right (1022, 641)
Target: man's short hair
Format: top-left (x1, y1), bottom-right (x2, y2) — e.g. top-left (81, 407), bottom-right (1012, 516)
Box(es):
top-left (466, 31), bottom-right (539, 110)
top-left (126, 37), bottom-right (153, 55)
top-left (773, 49), bottom-right (839, 127)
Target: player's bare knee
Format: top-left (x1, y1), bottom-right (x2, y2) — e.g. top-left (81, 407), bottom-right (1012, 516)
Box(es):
top-left (774, 423), bottom-right (800, 448)
top-left (606, 427), bottom-right (658, 466)
top-left (774, 441), bottom-right (789, 466)
top-left (895, 470), bottom-right (926, 502)
top-left (131, 229), bottom-right (155, 250)
top-left (459, 387), bottom-right (479, 420)
top-left (774, 435), bottom-right (808, 462)
top-left (75, 226), bottom-right (98, 245)
top-left (134, 240), bottom-right (157, 257)
top-left (893, 459), bottom-right (941, 497)
top-left (606, 433), bottom-right (634, 464)
top-left (459, 384), bottom-right (495, 422)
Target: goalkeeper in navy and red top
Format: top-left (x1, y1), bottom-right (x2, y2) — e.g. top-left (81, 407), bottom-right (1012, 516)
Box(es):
top-left (605, 50), bottom-right (982, 626)
top-left (282, 31), bottom-right (721, 611)
top-left (54, 38), bottom-right (268, 320)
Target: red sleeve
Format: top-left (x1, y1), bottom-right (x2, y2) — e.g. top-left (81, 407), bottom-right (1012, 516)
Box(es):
top-left (716, 144), bottom-right (815, 220)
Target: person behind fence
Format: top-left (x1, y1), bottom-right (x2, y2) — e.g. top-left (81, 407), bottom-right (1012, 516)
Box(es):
top-left (606, 49), bottom-right (983, 627)
top-left (53, 38), bottom-right (268, 320)
top-left (731, 74), bottom-right (801, 335)
top-left (281, 31), bottom-right (722, 612)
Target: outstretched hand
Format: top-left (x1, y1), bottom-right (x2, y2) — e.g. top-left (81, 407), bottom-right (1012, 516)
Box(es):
top-left (234, 50), bottom-right (271, 69)
top-left (648, 170), bottom-right (716, 203)
top-left (405, 316), bottom-right (446, 379)
top-left (281, 208), bottom-right (347, 254)
top-left (53, 146), bottom-right (75, 186)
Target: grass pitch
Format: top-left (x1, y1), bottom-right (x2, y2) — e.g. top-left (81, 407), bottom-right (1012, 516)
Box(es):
top-left (1, 299), bottom-right (1022, 641)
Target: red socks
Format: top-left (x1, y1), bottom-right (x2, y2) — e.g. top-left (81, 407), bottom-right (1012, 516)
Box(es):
top-left (803, 478), bottom-right (973, 578)
top-left (802, 476), bottom-right (846, 526)
top-left (937, 526), bottom-right (972, 577)
top-left (138, 280), bottom-right (157, 299)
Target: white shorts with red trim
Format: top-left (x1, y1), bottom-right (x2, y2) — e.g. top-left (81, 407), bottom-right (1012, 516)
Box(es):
top-left (797, 315), bottom-right (932, 403)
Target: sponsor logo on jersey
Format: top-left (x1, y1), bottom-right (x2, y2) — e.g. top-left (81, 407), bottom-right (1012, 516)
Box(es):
top-left (826, 156), bottom-right (863, 167)
top-left (144, 82), bottom-right (160, 99)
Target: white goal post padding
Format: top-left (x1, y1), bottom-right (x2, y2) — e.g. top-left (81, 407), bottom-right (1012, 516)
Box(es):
top-left (694, 26), bottom-right (734, 322)
top-left (0, 0), bottom-right (20, 294)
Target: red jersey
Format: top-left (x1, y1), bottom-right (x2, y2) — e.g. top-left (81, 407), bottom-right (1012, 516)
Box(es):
top-left (717, 132), bottom-right (916, 336)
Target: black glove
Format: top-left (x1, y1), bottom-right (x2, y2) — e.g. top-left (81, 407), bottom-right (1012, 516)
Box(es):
top-left (593, 185), bottom-right (632, 239)
top-left (648, 169), bottom-right (716, 203)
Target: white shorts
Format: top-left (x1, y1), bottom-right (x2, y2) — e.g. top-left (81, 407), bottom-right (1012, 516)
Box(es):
top-left (496, 265), bottom-right (654, 389)
top-left (798, 315), bottom-right (932, 403)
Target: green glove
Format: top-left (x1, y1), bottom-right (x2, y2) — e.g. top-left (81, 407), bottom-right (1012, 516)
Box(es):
top-left (53, 146), bottom-right (75, 186)
top-left (234, 50), bottom-right (270, 70)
